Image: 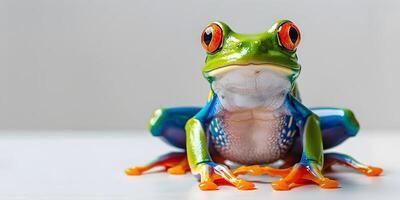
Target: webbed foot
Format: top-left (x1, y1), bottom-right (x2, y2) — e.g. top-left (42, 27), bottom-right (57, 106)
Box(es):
top-left (272, 163), bottom-right (338, 191)
top-left (125, 166), bottom-right (147, 176)
top-left (324, 152), bottom-right (383, 177)
top-left (232, 165), bottom-right (291, 177)
top-left (125, 152), bottom-right (190, 176)
top-left (358, 166), bottom-right (383, 176)
top-left (196, 162), bottom-right (255, 191)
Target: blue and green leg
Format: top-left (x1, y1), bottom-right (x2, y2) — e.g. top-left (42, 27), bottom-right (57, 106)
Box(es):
top-left (272, 107), bottom-right (382, 190)
top-left (125, 107), bottom-right (199, 176)
top-left (184, 96), bottom-right (255, 190)
top-left (314, 108), bottom-right (382, 176)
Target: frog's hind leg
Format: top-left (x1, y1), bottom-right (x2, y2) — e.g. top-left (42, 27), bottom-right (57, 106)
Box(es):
top-left (125, 152), bottom-right (189, 175)
top-left (312, 108), bottom-right (382, 175)
top-left (126, 107), bottom-right (201, 176)
top-left (323, 153), bottom-right (382, 176)
top-left (290, 107), bottom-right (360, 154)
top-left (288, 107), bottom-right (382, 177)
top-left (149, 107), bottom-right (201, 148)
top-left (315, 107), bottom-right (360, 149)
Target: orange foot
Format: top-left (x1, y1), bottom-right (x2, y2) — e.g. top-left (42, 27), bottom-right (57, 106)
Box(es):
top-left (233, 165), bottom-right (292, 177)
top-left (196, 163), bottom-right (255, 191)
top-left (272, 163), bottom-right (338, 191)
top-left (204, 175), bottom-right (255, 190)
top-left (323, 152), bottom-right (383, 177)
top-left (357, 166), bottom-right (383, 177)
top-left (125, 152), bottom-right (190, 176)
top-left (125, 166), bottom-right (147, 176)
top-left (199, 178), bottom-right (255, 191)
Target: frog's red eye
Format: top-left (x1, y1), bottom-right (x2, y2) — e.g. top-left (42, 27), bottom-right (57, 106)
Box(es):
top-left (277, 22), bottom-right (301, 51)
top-left (201, 23), bottom-right (223, 54)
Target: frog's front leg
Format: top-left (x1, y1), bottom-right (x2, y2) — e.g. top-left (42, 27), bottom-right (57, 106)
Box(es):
top-left (272, 95), bottom-right (338, 191)
top-left (186, 119), bottom-right (255, 190)
top-left (186, 96), bottom-right (255, 191)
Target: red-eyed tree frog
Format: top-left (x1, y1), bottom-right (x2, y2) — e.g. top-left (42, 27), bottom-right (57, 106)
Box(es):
top-left (126, 20), bottom-right (382, 191)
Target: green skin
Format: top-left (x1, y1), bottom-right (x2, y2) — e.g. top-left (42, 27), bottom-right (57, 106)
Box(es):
top-left (186, 20), bottom-right (324, 183)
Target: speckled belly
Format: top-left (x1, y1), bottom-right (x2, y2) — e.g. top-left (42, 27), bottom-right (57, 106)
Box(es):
top-left (209, 108), bottom-right (296, 165)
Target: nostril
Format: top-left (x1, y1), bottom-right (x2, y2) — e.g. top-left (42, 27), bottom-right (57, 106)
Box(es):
top-left (260, 45), bottom-right (268, 53)
top-left (259, 40), bottom-right (269, 52)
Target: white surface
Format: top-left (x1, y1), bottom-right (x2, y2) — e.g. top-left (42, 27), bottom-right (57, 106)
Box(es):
top-left (0, 130), bottom-right (398, 199)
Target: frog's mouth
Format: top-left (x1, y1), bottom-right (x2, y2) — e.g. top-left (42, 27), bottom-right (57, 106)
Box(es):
top-left (209, 64), bottom-right (292, 110)
top-left (206, 64), bottom-right (294, 78)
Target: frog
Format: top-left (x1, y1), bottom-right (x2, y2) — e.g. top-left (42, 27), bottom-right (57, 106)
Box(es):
top-left (126, 20), bottom-right (382, 191)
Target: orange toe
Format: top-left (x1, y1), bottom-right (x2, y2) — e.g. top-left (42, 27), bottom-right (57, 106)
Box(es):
top-left (271, 164), bottom-right (339, 191)
top-left (125, 167), bottom-right (143, 176)
top-left (234, 179), bottom-right (255, 190)
top-left (272, 179), bottom-right (290, 191)
top-left (167, 166), bottom-right (187, 175)
top-left (199, 181), bottom-right (218, 191)
top-left (233, 165), bottom-right (263, 176)
top-left (363, 166), bottom-right (383, 176)
top-left (319, 178), bottom-right (339, 189)
top-left (233, 165), bottom-right (291, 177)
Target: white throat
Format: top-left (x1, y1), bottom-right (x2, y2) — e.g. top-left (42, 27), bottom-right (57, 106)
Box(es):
top-left (211, 65), bottom-right (291, 112)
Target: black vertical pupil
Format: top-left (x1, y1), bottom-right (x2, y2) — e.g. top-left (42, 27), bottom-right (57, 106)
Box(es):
top-left (203, 27), bottom-right (213, 46)
top-left (289, 27), bottom-right (298, 44)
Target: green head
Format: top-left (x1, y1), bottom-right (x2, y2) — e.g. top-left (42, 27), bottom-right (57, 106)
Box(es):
top-left (200, 20), bottom-right (302, 85)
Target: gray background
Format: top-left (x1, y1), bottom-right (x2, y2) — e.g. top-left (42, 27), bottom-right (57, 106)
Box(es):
top-left (0, 0), bottom-right (399, 130)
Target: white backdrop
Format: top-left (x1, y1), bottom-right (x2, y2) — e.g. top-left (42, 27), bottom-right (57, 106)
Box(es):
top-left (0, 0), bottom-right (399, 130)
